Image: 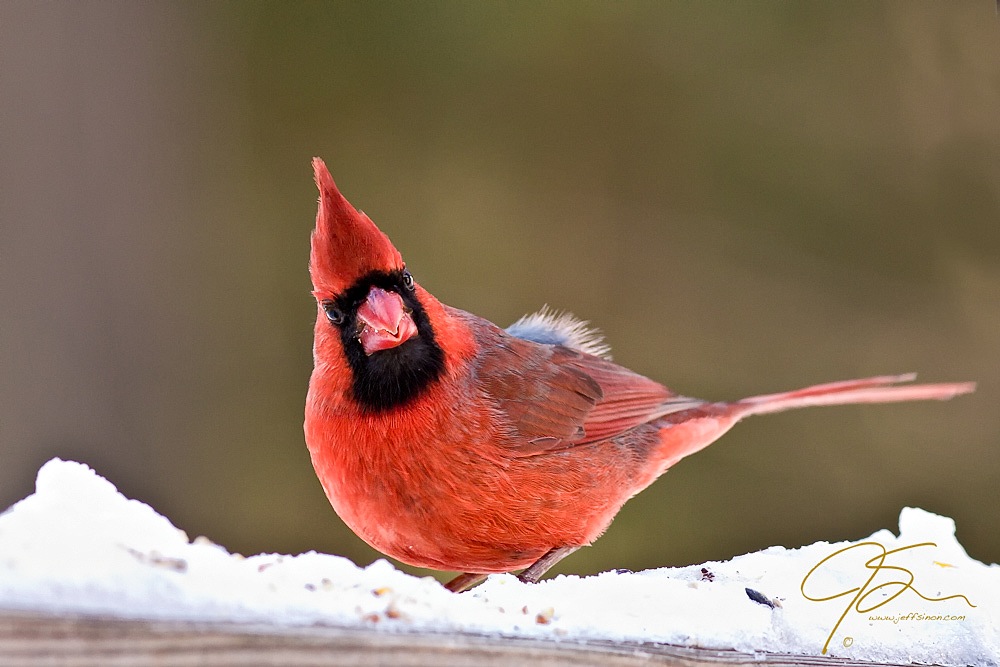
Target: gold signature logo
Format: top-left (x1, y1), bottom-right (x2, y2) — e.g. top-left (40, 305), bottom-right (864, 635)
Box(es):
top-left (800, 541), bottom-right (976, 654)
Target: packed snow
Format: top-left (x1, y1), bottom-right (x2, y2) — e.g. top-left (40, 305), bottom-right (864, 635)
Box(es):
top-left (0, 459), bottom-right (996, 664)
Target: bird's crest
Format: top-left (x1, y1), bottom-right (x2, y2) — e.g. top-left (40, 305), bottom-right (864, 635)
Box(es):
top-left (310, 158), bottom-right (404, 296)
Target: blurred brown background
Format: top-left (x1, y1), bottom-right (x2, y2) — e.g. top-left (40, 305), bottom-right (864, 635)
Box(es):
top-left (1, 2), bottom-right (997, 582)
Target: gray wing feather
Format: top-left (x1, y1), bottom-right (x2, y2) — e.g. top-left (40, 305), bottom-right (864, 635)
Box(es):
top-left (506, 306), bottom-right (612, 360)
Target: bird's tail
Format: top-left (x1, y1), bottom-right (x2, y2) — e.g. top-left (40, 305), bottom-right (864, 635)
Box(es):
top-left (644, 373), bottom-right (973, 480)
top-left (733, 373), bottom-right (975, 419)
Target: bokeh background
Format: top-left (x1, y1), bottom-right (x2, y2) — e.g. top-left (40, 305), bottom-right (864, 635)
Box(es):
top-left (2, 2), bottom-right (998, 583)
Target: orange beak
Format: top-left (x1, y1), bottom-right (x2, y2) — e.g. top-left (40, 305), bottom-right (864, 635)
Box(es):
top-left (356, 287), bottom-right (418, 355)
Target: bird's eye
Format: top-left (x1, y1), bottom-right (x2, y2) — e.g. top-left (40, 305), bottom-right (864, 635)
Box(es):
top-left (322, 301), bottom-right (345, 326)
top-left (401, 270), bottom-right (415, 291)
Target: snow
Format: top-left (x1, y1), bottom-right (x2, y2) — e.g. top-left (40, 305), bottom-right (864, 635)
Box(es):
top-left (0, 459), bottom-right (997, 665)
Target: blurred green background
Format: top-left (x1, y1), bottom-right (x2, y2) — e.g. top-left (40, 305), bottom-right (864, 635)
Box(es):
top-left (1, 2), bottom-right (997, 583)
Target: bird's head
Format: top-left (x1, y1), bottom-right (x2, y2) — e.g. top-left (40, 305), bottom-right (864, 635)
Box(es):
top-left (309, 158), bottom-right (444, 410)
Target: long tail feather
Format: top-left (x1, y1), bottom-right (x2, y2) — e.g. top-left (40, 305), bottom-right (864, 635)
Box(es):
top-left (735, 374), bottom-right (975, 418)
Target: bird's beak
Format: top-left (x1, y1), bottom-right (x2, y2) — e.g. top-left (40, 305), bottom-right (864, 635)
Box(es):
top-left (356, 287), bottom-right (418, 355)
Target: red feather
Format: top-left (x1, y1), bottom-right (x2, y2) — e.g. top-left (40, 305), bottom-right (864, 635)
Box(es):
top-left (309, 158), bottom-right (403, 297)
top-left (303, 158), bottom-right (975, 590)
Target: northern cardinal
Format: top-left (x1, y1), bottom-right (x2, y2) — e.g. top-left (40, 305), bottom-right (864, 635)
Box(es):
top-left (303, 158), bottom-right (974, 592)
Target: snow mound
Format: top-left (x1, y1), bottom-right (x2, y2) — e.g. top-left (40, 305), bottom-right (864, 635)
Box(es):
top-left (0, 459), bottom-right (996, 665)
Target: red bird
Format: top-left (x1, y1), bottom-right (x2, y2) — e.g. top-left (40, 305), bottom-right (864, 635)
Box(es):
top-left (303, 158), bottom-right (974, 592)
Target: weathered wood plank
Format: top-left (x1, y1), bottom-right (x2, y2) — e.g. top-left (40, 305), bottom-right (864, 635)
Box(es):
top-left (0, 612), bottom-right (923, 667)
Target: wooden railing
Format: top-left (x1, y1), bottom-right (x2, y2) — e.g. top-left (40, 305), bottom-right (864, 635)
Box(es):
top-left (0, 611), bottom-right (923, 666)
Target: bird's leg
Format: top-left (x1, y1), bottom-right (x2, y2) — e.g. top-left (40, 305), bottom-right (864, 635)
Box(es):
top-left (445, 572), bottom-right (488, 593)
top-left (445, 546), bottom-right (580, 592)
top-left (517, 546), bottom-right (579, 584)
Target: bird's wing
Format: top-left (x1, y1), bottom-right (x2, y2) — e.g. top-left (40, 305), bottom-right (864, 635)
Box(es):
top-left (474, 328), bottom-right (704, 456)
